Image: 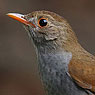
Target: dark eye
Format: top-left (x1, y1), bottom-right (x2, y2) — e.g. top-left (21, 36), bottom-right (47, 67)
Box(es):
top-left (38, 18), bottom-right (48, 28)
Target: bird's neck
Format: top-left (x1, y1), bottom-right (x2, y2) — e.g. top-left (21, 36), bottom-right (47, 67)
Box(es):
top-left (37, 47), bottom-right (72, 95)
top-left (35, 42), bottom-right (87, 95)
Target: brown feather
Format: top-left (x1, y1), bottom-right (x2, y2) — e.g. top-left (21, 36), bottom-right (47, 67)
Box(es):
top-left (68, 42), bottom-right (95, 92)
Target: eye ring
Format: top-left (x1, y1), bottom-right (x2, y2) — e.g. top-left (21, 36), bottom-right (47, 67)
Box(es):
top-left (38, 18), bottom-right (48, 28)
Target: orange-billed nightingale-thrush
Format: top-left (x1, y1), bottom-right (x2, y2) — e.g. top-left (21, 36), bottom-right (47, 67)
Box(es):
top-left (7, 11), bottom-right (95, 95)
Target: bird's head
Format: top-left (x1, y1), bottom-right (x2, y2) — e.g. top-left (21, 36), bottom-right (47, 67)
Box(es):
top-left (7, 11), bottom-right (78, 51)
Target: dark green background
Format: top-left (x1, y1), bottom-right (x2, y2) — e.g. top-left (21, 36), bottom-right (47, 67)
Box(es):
top-left (0, 0), bottom-right (95, 95)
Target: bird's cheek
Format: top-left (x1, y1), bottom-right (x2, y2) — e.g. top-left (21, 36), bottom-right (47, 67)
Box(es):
top-left (44, 28), bottom-right (60, 40)
top-left (44, 33), bottom-right (59, 40)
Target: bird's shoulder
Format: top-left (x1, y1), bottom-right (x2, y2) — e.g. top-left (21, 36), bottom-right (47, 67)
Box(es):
top-left (69, 51), bottom-right (95, 92)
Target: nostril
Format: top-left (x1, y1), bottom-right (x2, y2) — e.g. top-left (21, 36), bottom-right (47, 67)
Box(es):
top-left (21, 16), bottom-right (25, 19)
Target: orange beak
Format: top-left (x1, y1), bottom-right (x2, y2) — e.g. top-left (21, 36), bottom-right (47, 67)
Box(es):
top-left (7, 13), bottom-right (36, 27)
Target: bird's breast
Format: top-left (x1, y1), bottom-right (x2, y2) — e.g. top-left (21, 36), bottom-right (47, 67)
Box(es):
top-left (37, 51), bottom-right (72, 95)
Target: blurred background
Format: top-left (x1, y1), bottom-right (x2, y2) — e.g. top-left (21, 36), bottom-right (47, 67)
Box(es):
top-left (0, 0), bottom-right (95, 95)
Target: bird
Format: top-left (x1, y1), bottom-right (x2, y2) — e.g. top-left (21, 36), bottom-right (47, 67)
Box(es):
top-left (7, 11), bottom-right (95, 95)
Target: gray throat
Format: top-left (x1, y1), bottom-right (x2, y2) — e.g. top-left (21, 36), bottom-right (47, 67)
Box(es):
top-left (35, 44), bottom-right (88, 95)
